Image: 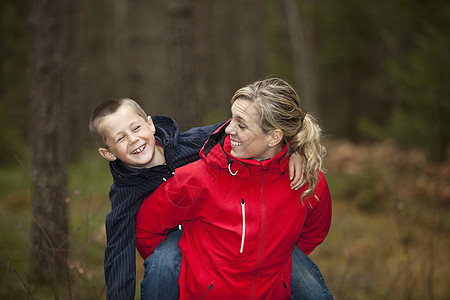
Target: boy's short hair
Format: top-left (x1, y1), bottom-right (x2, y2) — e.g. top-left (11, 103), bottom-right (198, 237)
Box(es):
top-left (89, 98), bottom-right (148, 148)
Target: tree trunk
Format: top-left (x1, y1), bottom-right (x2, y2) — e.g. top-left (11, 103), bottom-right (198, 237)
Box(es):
top-left (65, 0), bottom-right (88, 159)
top-left (165, 0), bottom-right (199, 130)
top-left (283, 0), bottom-right (318, 113)
top-left (193, 0), bottom-right (213, 120)
top-left (126, 0), bottom-right (149, 101)
top-left (29, 0), bottom-right (70, 287)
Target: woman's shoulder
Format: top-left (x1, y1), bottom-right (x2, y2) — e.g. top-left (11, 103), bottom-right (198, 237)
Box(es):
top-left (171, 159), bottom-right (209, 182)
top-left (313, 171), bottom-right (331, 201)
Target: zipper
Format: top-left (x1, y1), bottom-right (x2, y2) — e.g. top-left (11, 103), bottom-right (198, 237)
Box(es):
top-left (240, 198), bottom-right (246, 253)
top-left (251, 171), bottom-right (267, 298)
top-left (200, 283), bottom-right (214, 299)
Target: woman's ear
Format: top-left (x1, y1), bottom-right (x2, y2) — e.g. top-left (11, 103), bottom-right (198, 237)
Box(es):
top-left (98, 148), bottom-right (117, 161)
top-left (268, 129), bottom-right (283, 147)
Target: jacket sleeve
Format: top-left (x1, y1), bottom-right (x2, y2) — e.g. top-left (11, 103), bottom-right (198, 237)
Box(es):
top-left (297, 173), bottom-right (332, 255)
top-left (136, 170), bottom-right (202, 259)
top-left (179, 122), bottom-right (226, 150)
top-left (104, 186), bottom-right (144, 300)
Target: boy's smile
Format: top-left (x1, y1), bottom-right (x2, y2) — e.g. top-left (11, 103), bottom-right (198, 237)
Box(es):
top-left (132, 144), bottom-right (146, 154)
top-left (98, 104), bottom-right (165, 169)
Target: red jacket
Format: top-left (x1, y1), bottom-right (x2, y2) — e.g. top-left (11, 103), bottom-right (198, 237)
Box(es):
top-left (136, 124), bottom-right (332, 299)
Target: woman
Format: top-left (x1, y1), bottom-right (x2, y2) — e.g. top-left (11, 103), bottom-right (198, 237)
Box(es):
top-left (137, 77), bottom-right (332, 299)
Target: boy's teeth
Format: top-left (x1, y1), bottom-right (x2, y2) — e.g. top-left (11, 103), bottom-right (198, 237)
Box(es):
top-left (133, 145), bottom-right (145, 154)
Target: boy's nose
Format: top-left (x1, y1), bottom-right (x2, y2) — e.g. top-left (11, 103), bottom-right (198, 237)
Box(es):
top-left (129, 134), bottom-right (139, 144)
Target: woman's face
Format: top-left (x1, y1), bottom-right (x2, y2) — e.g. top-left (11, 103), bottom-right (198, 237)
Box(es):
top-left (225, 98), bottom-right (278, 161)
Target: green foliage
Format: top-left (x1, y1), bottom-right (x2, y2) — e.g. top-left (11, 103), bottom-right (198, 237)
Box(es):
top-left (68, 150), bottom-right (112, 197)
top-left (313, 0), bottom-right (395, 140)
top-left (0, 164), bottom-right (32, 299)
top-left (328, 163), bottom-right (392, 213)
top-left (0, 151), bottom-right (112, 300)
top-left (386, 24), bottom-right (450, 160)
top-left (357, 117), bottom-right (386, 141)
top-left (0, 0), bottom-right (29, 165)
top-left (310, 0), bottom-right (449, 159)
top-left (264, 0), bottom-right (295, 81)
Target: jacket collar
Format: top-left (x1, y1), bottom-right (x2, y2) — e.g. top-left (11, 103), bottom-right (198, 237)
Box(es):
top-left (201, 120), bottom-right (290, 179)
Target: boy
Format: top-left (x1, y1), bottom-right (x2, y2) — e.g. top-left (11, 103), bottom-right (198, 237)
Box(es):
top-left (90, 98), bottom-right (312, 300)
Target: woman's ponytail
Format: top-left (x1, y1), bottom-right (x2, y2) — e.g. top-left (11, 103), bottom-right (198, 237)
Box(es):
top-left (291, 113), bottom-right (327, 202)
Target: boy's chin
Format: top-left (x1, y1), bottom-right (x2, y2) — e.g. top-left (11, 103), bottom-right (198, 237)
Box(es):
top-left (124, 157), bottom-right (153, 169)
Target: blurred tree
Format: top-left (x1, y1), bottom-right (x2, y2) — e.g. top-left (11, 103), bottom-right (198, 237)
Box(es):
top-left (283, 0), bottom-right (318, 113)
top-left (127, 0), bottom-right (172, 118)
top-left (194, 0), bottom-right (214, 120)
top-left (127, 0), bottom-right (149, 101)
top-left (314, 0), bottom-right (380, 141)
top-left (65, 0), bottom-right (90, 159)
top-left (265, 0), bottom-right (294, 82)
top-left (165, 0), bottom-right (199, 130)
top-left (311, 0), bottom-right (449, 160)
top-left (2, 0), bottom-right (448, 165)
top-left (386, 1), bottom-right (450, 161)
top-left (210, 0), bottom-right (241, 113)
top-left (29, 0), bottom-right (70, 288)
top-left (209, 0), bottom-right (268, 122)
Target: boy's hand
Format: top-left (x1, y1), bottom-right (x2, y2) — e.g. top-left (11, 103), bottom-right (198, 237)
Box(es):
top-left (288, 152), bottom-right (304, 190)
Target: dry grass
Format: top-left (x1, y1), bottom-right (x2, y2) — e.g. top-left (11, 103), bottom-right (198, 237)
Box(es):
top-left (0, 141), bottom-right (449, 299)
top-left (311, 140), bottom-right (450, 299)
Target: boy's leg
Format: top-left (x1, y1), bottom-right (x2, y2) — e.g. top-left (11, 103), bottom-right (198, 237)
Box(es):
top-left (291, 245), bottom-right (334, 300)
top-left (140, 229), bottom-right (182, 300)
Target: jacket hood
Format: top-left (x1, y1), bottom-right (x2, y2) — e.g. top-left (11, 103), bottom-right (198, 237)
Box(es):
top-left (200, 120), bottom-right (290, 179)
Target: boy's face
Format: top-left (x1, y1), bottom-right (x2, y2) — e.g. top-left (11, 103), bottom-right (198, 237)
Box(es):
top-left (98, 104), bottom-right (160, 169)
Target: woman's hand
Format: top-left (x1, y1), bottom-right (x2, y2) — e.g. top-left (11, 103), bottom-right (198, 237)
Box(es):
top-left (288, 152), bottom-right (305, 190)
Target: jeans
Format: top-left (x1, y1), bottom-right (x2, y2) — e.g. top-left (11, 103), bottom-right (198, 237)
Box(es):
top-left (140, 230), bottom-right (333, 299)
top-left (290, 245), bottom-right (334, 300)
top-left (140, 230), bottom-right (183, 300)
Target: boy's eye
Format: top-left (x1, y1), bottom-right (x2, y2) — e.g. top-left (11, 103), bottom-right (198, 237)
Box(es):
top-left (117, 136), bottom-right (125, 142)
top-left (133, 125), bottom-right (141, 131)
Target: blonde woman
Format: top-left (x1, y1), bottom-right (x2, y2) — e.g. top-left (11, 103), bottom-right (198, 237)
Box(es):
top-left (137, 78), bottom-right (333, 299)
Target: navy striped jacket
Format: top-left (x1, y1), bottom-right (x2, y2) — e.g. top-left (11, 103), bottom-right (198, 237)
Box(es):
top-left (104, 116), bottom-right (224, 300)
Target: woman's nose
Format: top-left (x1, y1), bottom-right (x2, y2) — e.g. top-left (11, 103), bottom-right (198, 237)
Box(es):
top-left (225, 121), bottom-right (235, 135)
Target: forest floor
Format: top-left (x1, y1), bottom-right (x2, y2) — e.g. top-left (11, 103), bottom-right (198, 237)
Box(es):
top-left (0, 139), bottom-right (449, 299)
top-left (313, 139), bottom-right (450, 299)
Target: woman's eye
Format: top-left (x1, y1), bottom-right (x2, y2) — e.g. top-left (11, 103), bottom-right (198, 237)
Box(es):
top-left (238, 124), bottom-right (245, 129)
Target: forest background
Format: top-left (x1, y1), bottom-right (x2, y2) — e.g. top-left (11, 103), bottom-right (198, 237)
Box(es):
top-left (0, 0), bottom-right (448, 299)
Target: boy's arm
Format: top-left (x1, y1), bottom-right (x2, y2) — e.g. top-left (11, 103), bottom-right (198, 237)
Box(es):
top-left (104, 220), bottom-right (137, 300)
top-left (166, 121), bottom-right (227, 171)
top-left (104, 186), bottom-right (145, 300)
top-left (181, 121), bottom-right (227, 147)
top-left (288, 152), bottom-right (305, 190)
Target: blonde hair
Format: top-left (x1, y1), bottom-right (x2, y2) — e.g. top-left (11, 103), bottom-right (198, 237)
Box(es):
top-left (89, 98), bottom-right (147, 148)
top-left (231, 77), bottom-right (326, 201)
